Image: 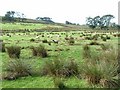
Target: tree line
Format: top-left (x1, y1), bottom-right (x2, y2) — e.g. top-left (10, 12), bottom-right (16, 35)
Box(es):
top-left (2, 11), bottom-right (119, 30)
top-left (2, 11), bottom-right (54, 23)
top-left (65, 21), bottom-right (79, 25)
top-left (36, 17), bottom-right (54, 23)
top-left (86, 14), bottom-right (119, 30)
top-left (2, 11), bottom-right (26, 22)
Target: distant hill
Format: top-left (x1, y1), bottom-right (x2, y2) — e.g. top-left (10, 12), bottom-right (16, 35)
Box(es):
top-left (1, 16), bottom-right (86, 31)
top-left (1, 16), bottom-right (55, 24)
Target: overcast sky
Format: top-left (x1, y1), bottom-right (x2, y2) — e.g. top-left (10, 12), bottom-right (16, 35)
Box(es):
top-left (0, 0), bottom-right (119, 24)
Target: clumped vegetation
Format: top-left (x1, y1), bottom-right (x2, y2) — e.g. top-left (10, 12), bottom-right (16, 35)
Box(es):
top-left (106, 35), bottom-right (111, 39)
top-left (1, 43), bottom-right (6, 52)
top-left (100, 44), bottom-right (112, 50)
top-left (81, 46), bottom-right (120, 88)
top-left (85, 36), bottom-right (92, 40)
top-left (31, 45), bottom-right (48, 58)
top-left (102, 37), bottom-right (107, 41)
top-left (42, 39), bottom-right (48, 43)
top-left (1, 23), bottom-right (119, 88)
top-left (68, 37), bottom-right (75, 45)
top-left (89, 41), bottom-right (100, 45)
top-left (6, 46), bottom-right (21, 58)
top-left (82, 44), bottom-right (91, 59)
top-left (92, 34), bottom-right (99, 40)
top-left (30, 38), bottom-right (35, 42)
top-left (4, 59), bottom-right (32, 80)
top-left (41, 58), bottom-right (79, 77)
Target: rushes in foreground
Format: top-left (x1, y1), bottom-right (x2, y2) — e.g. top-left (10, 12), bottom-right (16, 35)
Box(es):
top-left (6, 46), bottom-right (21, 58)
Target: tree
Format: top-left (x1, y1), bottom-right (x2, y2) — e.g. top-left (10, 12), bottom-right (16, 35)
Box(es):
top-left (3, 11), bottom-right (26, 22)
top-left (99, 14), bottom-right (114, 29)
top-left (3, 11), bottom-right (16, 22)
top-left (36, 17), bottom-right (54, 23)
top-left (16, 12), bottom-right (21, 22)
top-left (65, 21), bottom-right (76, 25)
top-left (36, 17), bottom-right (41, 20)
top-left (15, 12), bottom-right (26, 22)
top-left (86, 17), bottom-right (96, 29)
top-left (65, 21), bottom-right (72, 24)
top-left (21, 13), bottom-right (26, 22)
top-left (86, 14), bottom-right (114, 30)
top-left (11, 11), bottom-right (15, 17)
top-left (93, 16), bottom-right (101, 27)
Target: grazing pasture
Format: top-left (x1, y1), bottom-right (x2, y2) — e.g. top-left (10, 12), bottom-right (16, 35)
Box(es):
top-left (0, 23), bottom-right (120, 88)
top-left (0, 23), bottom-right (63, 30)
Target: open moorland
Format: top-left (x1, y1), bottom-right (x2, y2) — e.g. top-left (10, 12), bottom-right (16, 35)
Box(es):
top-left (0, 22), bottom-right (120, 88)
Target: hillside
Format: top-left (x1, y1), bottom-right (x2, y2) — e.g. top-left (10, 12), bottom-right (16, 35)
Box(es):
top-left (0, 16), bottom-right (85, 32)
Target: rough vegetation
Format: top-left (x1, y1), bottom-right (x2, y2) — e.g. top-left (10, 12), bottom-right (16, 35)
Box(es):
top-left (6, 46), bottom-right (21, 58)
top-left (1, 22), bottom-right (120, 88)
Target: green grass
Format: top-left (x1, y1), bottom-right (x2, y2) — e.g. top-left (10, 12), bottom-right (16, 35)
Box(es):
top-left (1, 23), bottom-right (63, 30)
top-left (2, 76), bottom-right (54, 88)
top-left (1, 28), bottom-right (119, 88)
top-left (2, 76), bottom-right (91, 88)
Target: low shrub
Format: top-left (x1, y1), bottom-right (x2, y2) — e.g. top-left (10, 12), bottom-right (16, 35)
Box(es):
top-left (68, 37), bottom-right (75, 45)
top-left (82, 62), bottom-right (102, 85)
top-left (31, 45), bottom-right (48, 58)
top-left (64, 59), bottom-right (79, 77)
top-left (89, 41), bottom-right (100, 45)
top-left (106, 36), bottom-right (110, 39)
top-left (41, 59), bottom-right (79, 77)
top-left (65, 37), bottom-right (69, 40)
top-left (100, 44), bottom-right (112, 51)
top-left (99, 47), bottom-right (117, 63)
top-left (82, 44), bottom-right (91, 59)
top-left (4, 59), bottom-right (32, 80)
top-left (42, 39), bottom-right (48, 43)
top-left (85, 36), bottom-right (92, 40)
top-left (6, 46), bottom-right (21, 58)
top-left (1, 43), bottom-right (6, 52)
top-left (3, 72), bottom-right (19, 80)
top-left (42, 35), bottom-right (44, 37)
top-left (31, 46), bottom-right (37, 56)
top-left (81, 47), bottom-right (119, 87)
top-left (102, 37), bottom-right (107, 41)
top-left (92, 34), bottom-right (99, 40)
top-left (101, 35), bottom-right (104, 39)
top-left (81, 57), bottom-right (119, 87)
top-left (113, 34), bottom-right (120, 37)
top-left (30, 38), bottom-right (35, 42)
top-left (99, 60), bottom-right (119, 88)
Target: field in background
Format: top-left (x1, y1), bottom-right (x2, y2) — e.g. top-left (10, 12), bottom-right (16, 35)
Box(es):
top-left (0, 23), bottom-right (63, 30)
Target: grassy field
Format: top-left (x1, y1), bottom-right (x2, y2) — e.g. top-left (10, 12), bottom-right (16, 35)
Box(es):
top-left (0, 23), bottom-right (63, 30)
top-left (0, 23), bottom-right (120, 88)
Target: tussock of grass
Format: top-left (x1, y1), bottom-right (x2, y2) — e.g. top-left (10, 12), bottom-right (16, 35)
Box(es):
top-left (89, 41), bottom-right (100, 45)
top-left (82, 44), bottom-right (91, 59)
top-left (41, 58), bottom-right (79, 77)
top-left (100, 44), bottom-right (112, 51)
top-left (68, 37), bottom-right (75, 45)
top-left (42, 39), bottom-right (48, 43)
top-left (102, 37), bottom-right (107, 41)
top-left (6, 46), bottom-right (21, 58)
top-left (30, 38), bottom-right (35, 42)
top-left (1, 43), bottom-right (6, 52)
top-left (4, 59), bottom-right (32, 80)
top-left (81, 46), bottom-right (119, 88)
top-left (31, 45), bottom-right (48, 58)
